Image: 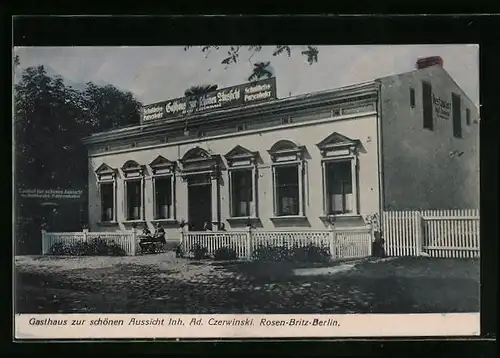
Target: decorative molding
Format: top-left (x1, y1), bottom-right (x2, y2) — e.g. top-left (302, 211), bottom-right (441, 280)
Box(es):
top-left (316, 132), bottom-right (361, 157)
top-left (95, 163), bottom-right (117, 181)
top-left (180, 147), bottom-right (221, 177)
top-left (268, 140), bottom-right (305, 162)
top-left (224, 145), bottom-right (259, 167)
top-left (121, 160), bottom-right (145, 178)
top-left (149, 155), bottom-right (176, 175)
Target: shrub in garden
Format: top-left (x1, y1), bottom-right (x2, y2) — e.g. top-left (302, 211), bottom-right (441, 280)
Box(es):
top-left (48, 242), bottom-right (70, 255)
top-left (175, 245), bottom-right (184, 258)
top-left (252, 243), bottom-right (331, 263)
top-left (47, 238), bottom-right (126, 256)
top-left (213, 246), bottom-right (238, 260)
top-left (290, 243), bottom-right (331, 263)
top-left (189, 243), bottom-right (208, 260)
top-left (251, 245), bottom-right (293, 262)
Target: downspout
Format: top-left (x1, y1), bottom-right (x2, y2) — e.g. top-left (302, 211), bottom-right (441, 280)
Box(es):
top-left (375, 81), bottom-right (385, 229)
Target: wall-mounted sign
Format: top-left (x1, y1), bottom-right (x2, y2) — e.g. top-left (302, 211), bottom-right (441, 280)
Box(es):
top-left (432, 94), bottom-right (451, 120)
top-left (18, 188), bottom-right (85, 202)
top-left (142, 77), bottom-right (277, 122)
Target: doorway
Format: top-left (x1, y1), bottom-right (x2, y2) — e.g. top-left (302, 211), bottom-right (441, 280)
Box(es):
top-left (187, 174), bottom-right (212, 231)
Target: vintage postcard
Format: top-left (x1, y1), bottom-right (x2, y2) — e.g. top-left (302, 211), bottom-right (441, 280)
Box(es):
top-left (13, 44), bottom-right (480, 340)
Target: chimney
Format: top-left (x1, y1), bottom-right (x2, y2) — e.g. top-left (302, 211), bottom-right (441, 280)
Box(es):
top-left (416, 56), bottom-right (444, 70)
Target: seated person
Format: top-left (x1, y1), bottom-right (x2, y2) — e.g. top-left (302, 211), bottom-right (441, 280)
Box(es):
top-left (153, 223), bottom-right (166, 244)
top-left (139, 225), bottom-right (154, 252)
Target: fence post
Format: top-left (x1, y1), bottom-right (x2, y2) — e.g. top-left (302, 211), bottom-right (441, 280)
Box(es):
top-left (131, 228), bottom-right (137, 256)
top-left (41, 229), bottom-right (47, 255)
top-left (368, 223), bottom-right (374, 257)
top-left (415, 212), bottom-right (423, 256)
top-left (246, 226), bottom-right (252, 260)
top-left (329, 225), bottom-right (337, 261)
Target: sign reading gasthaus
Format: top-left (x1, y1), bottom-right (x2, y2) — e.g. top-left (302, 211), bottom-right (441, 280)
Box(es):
top-left (142, 77), bottom-right (277, 122)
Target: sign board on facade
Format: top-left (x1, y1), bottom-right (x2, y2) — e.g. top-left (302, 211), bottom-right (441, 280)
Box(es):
top-left (18, 188), bottom-right (85, 202)
top-left (432, 94), bottom-right (451, 120)
top-left (142, 77), bottom-right (278, 122)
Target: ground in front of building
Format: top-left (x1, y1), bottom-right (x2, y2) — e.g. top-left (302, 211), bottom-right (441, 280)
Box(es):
top-left (14, 254), bottom-right (480, 314)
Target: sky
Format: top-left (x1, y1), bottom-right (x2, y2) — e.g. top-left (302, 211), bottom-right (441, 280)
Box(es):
top-left (14, 45), bottom-right (479, 107)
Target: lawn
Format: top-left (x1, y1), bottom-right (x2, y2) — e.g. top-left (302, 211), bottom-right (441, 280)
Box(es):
top-left (14, 254), bottom-right (480, 314)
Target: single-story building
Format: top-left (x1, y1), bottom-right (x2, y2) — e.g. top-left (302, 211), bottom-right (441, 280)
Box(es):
top-left (82, 56), bottom-right (479, 242)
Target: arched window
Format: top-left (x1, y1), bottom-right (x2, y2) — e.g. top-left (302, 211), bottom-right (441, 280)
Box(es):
top-left (95, 163), bottom-right (117, 223)
top-left (121, 160), bottom-right (145, 221)
top-left (150, 155), bottom-right (176, 221)
top-left (268, 140), bottom-right (306, 218)
top-left (224, 145), bottom-right (259, 219)
top-left (316, 132), bottom-right (361, 216)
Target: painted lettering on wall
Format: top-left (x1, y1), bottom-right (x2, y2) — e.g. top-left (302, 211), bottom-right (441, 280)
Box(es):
top-left (18, 188), bottom-right (85, 201)
top-left (432, 94), bottom-right (451, 119)
top-left (142, 78), bottom-right (277, 122)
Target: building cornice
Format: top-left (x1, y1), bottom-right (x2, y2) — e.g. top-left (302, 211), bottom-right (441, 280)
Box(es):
top-left (82, 81), bottom-right (379, 146)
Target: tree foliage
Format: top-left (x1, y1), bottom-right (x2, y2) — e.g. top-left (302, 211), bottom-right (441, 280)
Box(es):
top-left (184, 84), bottom-right (218, 97)
top-left (184, 45), bottom-right (319, 82)
top-left (14, 65), bottom-right (141, 253)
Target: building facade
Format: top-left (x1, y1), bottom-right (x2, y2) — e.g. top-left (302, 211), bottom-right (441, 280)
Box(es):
top-left (82, 58), bottom-right (479, 241)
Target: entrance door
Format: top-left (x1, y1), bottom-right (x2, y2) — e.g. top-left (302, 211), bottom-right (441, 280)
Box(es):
top-left (187, 174), bottom-right (212, 231)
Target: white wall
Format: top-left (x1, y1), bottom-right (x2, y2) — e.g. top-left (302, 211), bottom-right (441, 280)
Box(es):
top-left (88, 114), bottom-right (380, 240)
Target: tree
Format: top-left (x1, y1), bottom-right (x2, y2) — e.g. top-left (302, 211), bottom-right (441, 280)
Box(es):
top-left (14, 65), bottom-right (141, 254)
top-left (248, 61), bottom-right (273, 82)
top-left (184, 45), bottom-right (319, 68)
top-left (83, 83), bottom-right (141, 132)
top-left (184, 84), bottom-right (218, 97)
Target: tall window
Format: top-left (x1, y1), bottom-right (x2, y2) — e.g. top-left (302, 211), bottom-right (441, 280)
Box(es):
top-left (224, 145), bottom-right (259, 219)
top-left (95, 163), bottom-right (116, 223)
top-left (268, 140), bottom-right (305, 218)
top-left (466, 108), bottom-right (471, 126)
top-left (150, 155), bottom-right (176, 221)
top-left (230, 169), bottom-right (253, 217)
top-left (409, 87), bottom-right (416, 108)
top-left (121, 160), bottom-right (145, 221)
top-left (100, 182), bottom-right (114, 222)
top-left (155, 177), bottom-right (172, 219)
top-left (422, 81), bottom-right (433, 130)
top-left (275, 165), bottom-right (299, 216)
top-left (126, 180), bottom-right (142, 220)
top-left (325, 161), bottom-right (353, 215)
top-left (452, 93), bottom-right (462, 138)
top-left (317, 132), bottom-right (360, 217)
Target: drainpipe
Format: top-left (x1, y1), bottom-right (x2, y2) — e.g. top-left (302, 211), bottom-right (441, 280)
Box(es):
top-left (375, 81), bottom-right (385, 227)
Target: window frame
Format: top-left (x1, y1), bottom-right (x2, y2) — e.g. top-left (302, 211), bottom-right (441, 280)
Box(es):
top-left (268, 140), bottom-right (306, 219)
top-left (121, 161), bottom-right (146, 223)
top-left (422, 81), bottom-right (434, 131)
top-left (316, 132), bottom-right (360, 219)
top-left (150, 156), bottom-right (177, 223)
top-left (323, 157), bottom-right (358, 216)
top-left (224, 145), bottom-right (259, 221)
top-left (95, 163), bottom-right (117, 224)
top-left (409, 87), bottom-right (416, 109)
top-left (452, 92), bottom-right (462, 138)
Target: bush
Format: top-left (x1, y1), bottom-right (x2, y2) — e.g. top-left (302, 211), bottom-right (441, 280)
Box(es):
top-left (47, 238), bottom-right (126, 257)
top-left (175, 245), bottom-right (184, 258)
top-left (189, 243), bottom-right (208, 260)
top-left (213, 246), bottom-right (238, 261)
top-left (252, 243), bottom-right (331, 263)
top-left (251, 245), bottom-right (293, 262)
top-left (290, 243), bottom-right (331, 263)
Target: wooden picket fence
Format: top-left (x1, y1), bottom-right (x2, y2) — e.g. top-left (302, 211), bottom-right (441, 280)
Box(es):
top-left (41, 226), bottom-right (374, 261)
top-left (180, 226), bottom-right (373, 261)
top-left (382, 209), bottom-right (480, 258)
